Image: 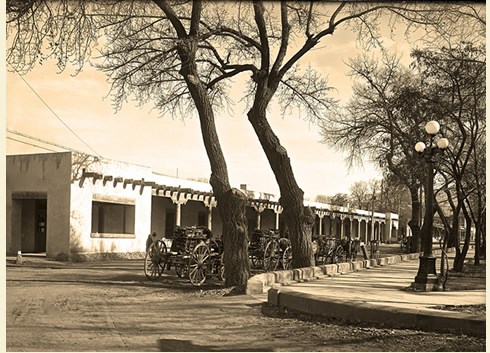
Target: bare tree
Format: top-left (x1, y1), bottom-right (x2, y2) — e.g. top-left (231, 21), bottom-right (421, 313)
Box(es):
top-left (412, 43), bottom-right (486, 270)
top-left (190, 2), bottom-right (484, 267)
top-left (349, 181), bottom-right (370, 209)
top-left (322, 40), bottom-right (485, 262)
top-left (7, 0), bottom-right (251, 287)
top-left (329, 193), bottom-right (349, 207)
top-left (322, 52), bottom-right (450, 253)
top-left (314, 194), bottom-right (329, 204)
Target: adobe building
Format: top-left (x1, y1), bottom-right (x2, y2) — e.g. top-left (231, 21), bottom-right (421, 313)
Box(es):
top-left (6, 152), bottom-right (398, 258)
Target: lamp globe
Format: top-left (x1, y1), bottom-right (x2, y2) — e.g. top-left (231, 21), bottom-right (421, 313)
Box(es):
top-left (425, 121), bottom-right (440, 135)
top-left (415, 142), bottom-right (426, 153)
top-left (437, 137), bottom-right (449, 149)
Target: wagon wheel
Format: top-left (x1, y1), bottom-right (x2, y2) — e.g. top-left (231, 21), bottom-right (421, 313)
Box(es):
top-left (282, 246), bottom-right (293, 270)
top-left (333, 245), bottom-right (345, 264)
top-left (144, 240), bottom-right (167, 280)
top-left (250, 252), bottom-right (264, 270)
top-left (264, 240), bottom-right (280, 272)
top-left (189, 242), bottom-right (211, 286)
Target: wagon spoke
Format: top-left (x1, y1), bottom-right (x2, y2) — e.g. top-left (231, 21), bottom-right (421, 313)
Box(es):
top-left (144, 240), bottom-right (167, 281)
top-left (189, 242), bottom-right (210, 286)
top-left (264, 240), bottom-right (280, 272)
top-left (282, 246), bottom-right (292, 270)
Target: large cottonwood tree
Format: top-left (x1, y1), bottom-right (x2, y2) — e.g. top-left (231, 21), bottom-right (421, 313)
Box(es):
top-left (184, 1), bottom-right (485, 267)
top-left (7, 0), bottom-right (251, 287)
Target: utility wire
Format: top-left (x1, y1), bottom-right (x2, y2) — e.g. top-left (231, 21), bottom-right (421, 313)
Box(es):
top-left (7, 129), bottom-right (90, 155)
top-left (7, 136), bottom-right (58, 152)
top-left (15, 72), bottom-right (103, 158)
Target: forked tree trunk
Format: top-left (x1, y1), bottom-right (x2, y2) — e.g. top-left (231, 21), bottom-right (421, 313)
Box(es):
top-left (164, 28), bottom-right (249, 287)
top-left (247, 106), bottom-right (314, 268)
top-left (183, 73), bottom-right (249, 287)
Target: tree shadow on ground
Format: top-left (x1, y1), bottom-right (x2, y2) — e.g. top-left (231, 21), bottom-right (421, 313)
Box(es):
top-left (158, 338), bottom-right (272, 352)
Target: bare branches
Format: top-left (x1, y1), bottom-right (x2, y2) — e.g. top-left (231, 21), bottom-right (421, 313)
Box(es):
top-left (7, 1), bottom-right (99, 75)
top-left (277, 66), bottom-right (336, 123)
top-left (320, 52), bottom-right (430, 186)
top-left (270, 2), bottom-right (290, 78)
top-left (252, 1), bottom-right (270, 72)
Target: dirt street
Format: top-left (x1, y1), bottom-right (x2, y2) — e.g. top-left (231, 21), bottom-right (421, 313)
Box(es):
top-left (6, 259), bottom-right (485, 352)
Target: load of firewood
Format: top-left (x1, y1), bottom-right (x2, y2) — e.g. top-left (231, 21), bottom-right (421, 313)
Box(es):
top-left (169, 226), bottom-right (212, 254)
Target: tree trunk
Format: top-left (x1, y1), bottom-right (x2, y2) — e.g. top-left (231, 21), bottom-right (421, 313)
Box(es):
top-left (282, 204), bottom-right (316, 268)
top-left (219, 188), bottom-right (250, 288)
top-left (473, 202), bottom-right (485, 265)
top-left (453, 203), bottom-right (472, 272)
top-left (450, 203), bottom-right (463, 271)
top-left (474, 220), bottom-right (481, 265)
top-left (247, 106), bottom-right (314, 268)
top-left (407, 186), bottom-right (421, 253)
top-left (174, 36), bottom-right (249, 287)
top-left (480, 216), bottom-right (486, 260)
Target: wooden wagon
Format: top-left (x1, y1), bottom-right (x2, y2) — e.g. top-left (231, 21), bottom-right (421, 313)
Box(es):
top-left (144, 226), bottom-right (224, 286)
top-left (312, 235), bottom-right (360, 264)
top-left (249, 229), bottom-right (292, 272)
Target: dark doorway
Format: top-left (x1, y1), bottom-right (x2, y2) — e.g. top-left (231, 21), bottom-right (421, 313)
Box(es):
top-left (165, 209), bottom-right (175, 238)
top-left (197, 211), bottom-right (207, 227)
top-left (34, 199), bottom-right (47, 252)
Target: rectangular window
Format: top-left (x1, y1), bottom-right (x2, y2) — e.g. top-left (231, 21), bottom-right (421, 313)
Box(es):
top-left (91, 201), bottom-right (135, 238)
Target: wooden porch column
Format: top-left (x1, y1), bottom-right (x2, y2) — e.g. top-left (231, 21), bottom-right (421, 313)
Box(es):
top-left (253, 204), bottom-right (265, 230)
top-left (275, 209), bottom-right (282, 230)
top-left (339, 217), bottom-right (344, 238)
top-left (175, 202), bottom-right (182, 226)
top-left (318, 215), bottom-right (324, 235)
top-left (207, 206), bottom-right (213, 230)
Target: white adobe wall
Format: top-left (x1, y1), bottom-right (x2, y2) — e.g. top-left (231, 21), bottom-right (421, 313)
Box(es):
top-left (6, 152), bottom-right (72, 257)
top-left (69, 153), bottom-right (152, 255)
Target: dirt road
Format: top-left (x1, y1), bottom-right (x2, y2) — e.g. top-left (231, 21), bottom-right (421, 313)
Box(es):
top-left (6, 259), bottom-right (485, 352)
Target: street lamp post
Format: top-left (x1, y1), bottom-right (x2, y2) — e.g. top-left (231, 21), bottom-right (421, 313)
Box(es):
top-left (412, 120), bottom-right (449, 291)
top-left (370, 196), bottom-right (379, 260)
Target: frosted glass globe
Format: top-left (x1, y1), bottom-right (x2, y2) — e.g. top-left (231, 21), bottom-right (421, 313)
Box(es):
top-left (425, 121), bottom-right (440, 135)
top-left (415, 142), bottom-right (426, 153)
top-left (437, 137), bottom-right (449, 149)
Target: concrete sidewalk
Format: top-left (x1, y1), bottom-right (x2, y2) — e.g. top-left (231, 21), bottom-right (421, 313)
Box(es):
top-left (249, 252), bottom-right (485, 336)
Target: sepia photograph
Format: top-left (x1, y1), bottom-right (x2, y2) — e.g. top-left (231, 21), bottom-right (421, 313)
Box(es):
top-left (4, 1), bottom-right (485, 351)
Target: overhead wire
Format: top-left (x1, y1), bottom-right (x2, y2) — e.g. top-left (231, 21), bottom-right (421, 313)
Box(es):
top-left (14, 71), bottom-right (103, 158)
top-left (6, 136), bottom-right (58, 152)
top-left (7, 128), bottom-right (89, 154)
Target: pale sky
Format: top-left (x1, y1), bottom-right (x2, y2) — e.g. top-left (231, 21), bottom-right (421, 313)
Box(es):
top-left (5, 7), bottom-right (415, 200)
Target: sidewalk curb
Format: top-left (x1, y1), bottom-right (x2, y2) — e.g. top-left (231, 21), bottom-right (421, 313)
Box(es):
top-left (246, 248), bottom-right (485, 336)
top-left (246, 251), bottom-right (433, 295)
top-left (267, 288), bottom-right (485, 336)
